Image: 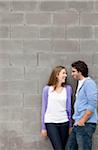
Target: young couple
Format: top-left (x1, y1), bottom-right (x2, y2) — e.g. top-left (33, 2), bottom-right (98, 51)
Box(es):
top-left (41, 60), bottom-right (97, 150)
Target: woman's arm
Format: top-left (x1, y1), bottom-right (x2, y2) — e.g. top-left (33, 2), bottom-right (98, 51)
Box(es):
top-left (66, 85), bottom-right (72, 128)
top-left (41, 86), bottom-right (49, 130)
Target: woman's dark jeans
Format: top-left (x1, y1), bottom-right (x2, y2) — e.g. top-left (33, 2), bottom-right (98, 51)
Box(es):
top-left (46, 122), bottom-right (69, 150)
top-left (66, 123), bottom-right (96, 150)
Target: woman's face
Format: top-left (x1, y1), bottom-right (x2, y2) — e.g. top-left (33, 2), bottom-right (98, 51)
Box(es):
top-left (57, 69), bottom-right (67, 84)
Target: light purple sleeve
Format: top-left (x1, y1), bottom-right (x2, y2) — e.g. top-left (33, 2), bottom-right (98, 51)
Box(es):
top-left (41, 85), bottom-right (49, 130)
top-left (66, 85), bottom-right (72, 127)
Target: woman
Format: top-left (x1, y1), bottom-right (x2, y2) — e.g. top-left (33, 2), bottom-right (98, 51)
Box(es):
top-left (41, 66), bottom-right (72, 150)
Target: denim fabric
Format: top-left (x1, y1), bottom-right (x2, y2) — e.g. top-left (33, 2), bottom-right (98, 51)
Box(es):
top-left (46, 122), bottom-right (69, 150)
top-left (73, 78), bottom-right (97, 123)
top-left (66, 123), bottom-right (96, 150)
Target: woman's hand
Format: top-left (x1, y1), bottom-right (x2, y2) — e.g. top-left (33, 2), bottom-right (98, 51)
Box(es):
top-left (41, 129), bottom-right (48, 138)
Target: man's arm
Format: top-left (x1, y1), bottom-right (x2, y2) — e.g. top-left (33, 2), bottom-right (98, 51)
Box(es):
top-left (77, 110), bottom-right (93, 126)
top-left (77, 79), bottom-right (97, 126)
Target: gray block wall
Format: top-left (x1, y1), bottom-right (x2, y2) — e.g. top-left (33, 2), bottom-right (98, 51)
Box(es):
top-left (0, 0), bottom-right (98, 150)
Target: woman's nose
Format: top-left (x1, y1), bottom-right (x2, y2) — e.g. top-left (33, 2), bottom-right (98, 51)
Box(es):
top-left (65, 74), bottom-right (67, 77)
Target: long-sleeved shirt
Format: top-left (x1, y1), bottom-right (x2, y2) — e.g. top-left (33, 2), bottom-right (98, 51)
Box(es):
top-left (41, 85), bottom-right (72, 130)
top-left (73, 77), bottom-right (98, 123)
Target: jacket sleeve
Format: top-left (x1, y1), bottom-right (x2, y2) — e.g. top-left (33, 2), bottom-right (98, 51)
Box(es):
top-left (66, 85), bottom-right (72, 127)
top-left (41, 86), bottom-right (49, 130)
top-left (85, 79), bottom-right (97, 112)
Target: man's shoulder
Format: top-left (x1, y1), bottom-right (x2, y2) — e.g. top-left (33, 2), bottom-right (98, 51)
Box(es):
top-left (85, 77), bottom-right (96, 84)
top-left (84, 77), bottom-right (97, 89)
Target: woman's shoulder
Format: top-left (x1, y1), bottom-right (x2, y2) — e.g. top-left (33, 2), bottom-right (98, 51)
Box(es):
top-left (65, 84), bottom-right (72, 89)
top-left (43, 85), bottom-right (50, 92)
top-left (65, 84), bottom-right (72, 94)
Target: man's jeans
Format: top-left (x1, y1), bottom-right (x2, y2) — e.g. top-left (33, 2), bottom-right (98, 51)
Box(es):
top-left (66, 123), bottom-right (96, 150)
top-left (46, 122), bottom-right (69, 150)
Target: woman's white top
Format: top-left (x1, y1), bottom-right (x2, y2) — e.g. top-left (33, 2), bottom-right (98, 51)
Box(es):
top-left (45, 86), bottom-right (68, 123)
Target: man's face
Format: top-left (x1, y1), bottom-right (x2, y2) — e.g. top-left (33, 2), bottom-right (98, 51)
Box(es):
top-left (71, 67), bottom-right (81, 80)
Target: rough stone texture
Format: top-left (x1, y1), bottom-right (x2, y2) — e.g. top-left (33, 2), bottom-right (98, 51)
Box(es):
top-left (0, 0), bottom-right (98, 150)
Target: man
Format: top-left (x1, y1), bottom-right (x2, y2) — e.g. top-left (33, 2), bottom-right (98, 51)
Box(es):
top-left (66, 60), bottom-right (97, 150)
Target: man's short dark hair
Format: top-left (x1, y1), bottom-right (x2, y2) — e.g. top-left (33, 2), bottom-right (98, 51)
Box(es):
top-left (71, 60), bottom-right (88, 77)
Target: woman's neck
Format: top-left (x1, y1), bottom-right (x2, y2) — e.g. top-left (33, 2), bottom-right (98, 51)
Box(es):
top-left (54, 84), bottom-right (63, 93)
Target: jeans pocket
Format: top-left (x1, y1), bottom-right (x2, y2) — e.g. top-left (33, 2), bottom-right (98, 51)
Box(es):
top-left (85, 124), bottom-right (96, 137)
top-left (77, 125), bottom-right (85, 135)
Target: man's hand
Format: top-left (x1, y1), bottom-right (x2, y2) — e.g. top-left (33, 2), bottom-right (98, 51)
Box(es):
top-left (77, 110), bottom-right (93, 126)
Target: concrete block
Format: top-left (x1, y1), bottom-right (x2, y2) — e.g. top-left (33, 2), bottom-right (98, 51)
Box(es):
top-left (52, 40), bottom-right (79, 52)
top-left (67, 1), bottom-right (93, 12)
top-left (0, 1), bottom-right (9, 11)
top-left (0, 130), bottom-right (23, 150)
top-left (53, 12), bottom-right (79, 25)
top-left (95, 27), bottom-right (98, 38)
top-left (0, 26), bottom-right (9, 38)
top-left (23, 107), bottom-right (41, 122)
top-left (0, 54), bottom-right (9, 66)
top-left (80, 13), bottom-right (98, 25)
top-left (93, 126), bottom-right (98, 150)
top-left (0, 13), bottom-right (24, 24)
top-left (38, 52), bottom-right (68, 67)
top-left (11, 26), bottom-right (39, 39)
top-left (11, 1), bottom-right (37, 11)
top-left (0, 108), bottom-right (23, 121)
top-left (0, 121), bottom-right (23, 135)
top-left (40, 1), bottom-right (66, 11)
top-left (95, 2), bottom-right (98, 12)
top-left (26, 13), bottom-right (51, 25)
top-left (67, 26), bottom-right (93, 39)
top-left (92, 65), bottom-right (98, 79)
top-left (80, 40), bottom-right (98, 52)
top-left (23, 120), bottom-right (40, 135)
top-left (0, 94), bottom-right (23, 107)
top-left (0, 80), bottom-right (38, 94)
top-left (23, 40), bottom-right (52, 53)
top-left (93, 53), bottom-right (98, 64)
top-left (0, 40), bottom-right (23, 54)
top-left (0, 67), bottom-right (24, 80)
top-left (25, 67), bottom-right (51, 80)
top-left (24, 94), bottom-right (41, 107)
top-left (40, 26), bottom-right (65, 39)
top-left (10, 54), bottom-right (37, 66)
top-left (22, 137), bottom-right (52, 150)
